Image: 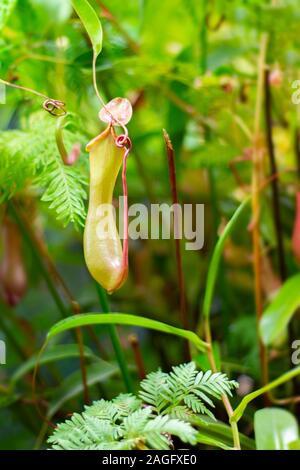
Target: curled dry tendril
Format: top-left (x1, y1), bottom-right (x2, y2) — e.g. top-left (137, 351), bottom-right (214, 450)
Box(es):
top-left (42, 99), bottom-right (67, 116)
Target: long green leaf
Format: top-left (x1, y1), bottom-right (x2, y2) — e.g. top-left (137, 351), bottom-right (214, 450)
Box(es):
top-left (260, 273), bottom-right (300, 346)
top-left (47, 361), bottom-right (119, 418)
top-left (71, 0), bottom-right (102, 56)
top-left (202, 197), bottom-right (250, 319)
top-left (254, 408), bottom-right (299, 450)
top-left (231, 366), bottom-right (300, 423)
top-left (46, 313), bottom-right (208, 352)
top-left (193, 416), bottom-right (255, 450)
top-left (196, 432), bottom-right (231, 450)
top-left (11, 344), bottom-right (98, 385)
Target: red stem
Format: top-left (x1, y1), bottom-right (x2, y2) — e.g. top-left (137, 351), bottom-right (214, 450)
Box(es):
top-left (122, 146), bottom-right (129, 274)
top-left (163, 130), bottom-right (190, 360)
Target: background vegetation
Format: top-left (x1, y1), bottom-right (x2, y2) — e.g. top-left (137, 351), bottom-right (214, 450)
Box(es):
top-left (1, 0), bottom-right (300, 450)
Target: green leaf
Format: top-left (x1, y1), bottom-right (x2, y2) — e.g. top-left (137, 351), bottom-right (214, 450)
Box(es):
top-left (138, 362), bottom-right (237, 420)
top-left (47, 361), bottom-right (119, 418)
top-left (231, 366), bottom-right (300, 424)
top-left (71, 0), bottom-right (103, 56)
top-left (0, 0), bottom-right (17, 29)
top-left (289, 439), bottom-right (300, 450)
top-left (202, 197), bottom-right (250, 319)
top-left (260, 274), bottom-right (300, 345)
top-left (196, 432), bottom-right (231, 450)
top-left (260, 274), bottom-right (300, 346)
top-left (46, 313), bottom-right (208, 352)
top-left (0, 113), bottom-right (88, 229)
top-left (254, 408), bottom-right (299, 450)
top-left (11, 344), bottom-right (98, 385)
top-left (193, 417), bottom-right (255, 450)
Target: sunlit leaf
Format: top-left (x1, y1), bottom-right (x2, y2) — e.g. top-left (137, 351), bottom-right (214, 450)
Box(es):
top-left (260, 273), bottom-right (300, 346)
top-left (71, 0), bottom-right (103, 56)
top-left (46, 313), bottom-right (208, 352)
top-left (254, 408), bottom-right (299, 450)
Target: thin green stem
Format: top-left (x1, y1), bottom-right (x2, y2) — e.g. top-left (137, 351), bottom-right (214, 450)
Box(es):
top-left (231, 421), bottom-right (241, 449)
top-left (204, 321), bottom-right (241, 449)
top-left (92, 52), bottom-right (105, 107)
top-left (0, 77), bottom-right (50, 100)
top-left (95, 284), bottom-right (134, 393)
top-left (34, 421), bottom-right (49, 450)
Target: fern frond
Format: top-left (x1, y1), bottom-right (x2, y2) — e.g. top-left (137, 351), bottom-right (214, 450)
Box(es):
top-left (84, 399), bottom-right (119, 422)
top-left (143, 415), bottom-right (197, 448)
top-left (38, 159), bottom-right (87, 228)
top-left (139, 370), bottom-right (169, 413)
top-left (0, 112), bottom-right (88, 229)
top-left (0, 130), bottom-right (37, 202)
top-left (112, 393), bottom-right (142, 418)
top-left (140, 362), bottom-right (238, 420)
top-left (48, 412), bottom-right (120, 450)
top-left (48, 363), bottom-right (238, 450)
top-left (85, 395), bottom-right (142, 422)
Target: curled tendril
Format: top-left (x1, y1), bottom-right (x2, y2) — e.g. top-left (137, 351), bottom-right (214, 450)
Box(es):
top-left (43, 99), bottom-right (66, 116)
top-left (115, 133), bottom-right (132, 152)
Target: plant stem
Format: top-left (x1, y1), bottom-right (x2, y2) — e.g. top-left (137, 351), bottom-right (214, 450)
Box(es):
top-left (128, 334), bottom-right (146, 380)
top-left (95, 284), bottom-right (134, 393)
top-left (8, 201), bottom-right (90, 404)
top-left (264, 68), bottom-right (286, 281)
top-left (0, 78), bottom-right (52, 100)
top-left (92, 53), bottom-right (105, 107)
top-left (163, 130), bottom-right (190, 361)
top-left (251, 34), bottom-right (269, 391)
top-left (204, 318), bottom-right (241, 449)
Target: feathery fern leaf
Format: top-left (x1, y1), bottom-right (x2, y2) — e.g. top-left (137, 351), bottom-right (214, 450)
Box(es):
top-left (140, 362), bottom-right (238, 420)
top-left (0, 112), bottom-right (88, 229)
top-left (48, 362), bottom-right (238, 450)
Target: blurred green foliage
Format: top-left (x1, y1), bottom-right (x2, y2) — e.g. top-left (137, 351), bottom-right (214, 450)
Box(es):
top-left (0, 0), bottom-right (300, 450)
